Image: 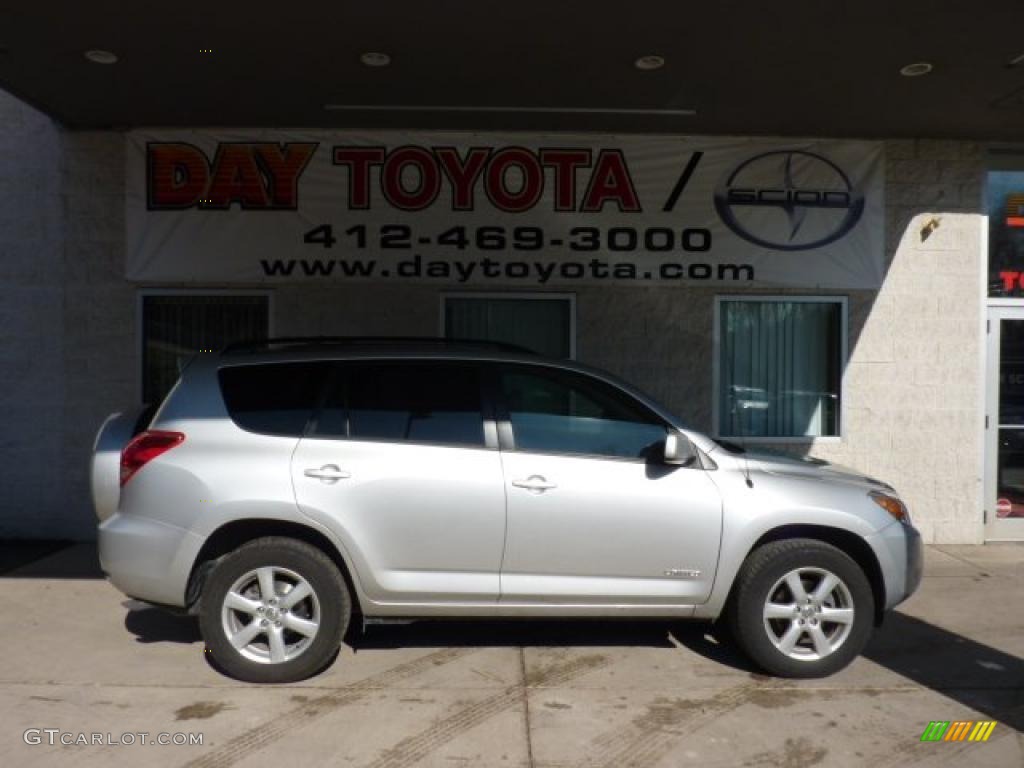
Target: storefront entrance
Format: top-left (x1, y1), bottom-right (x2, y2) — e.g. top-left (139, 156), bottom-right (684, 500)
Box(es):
top-left (985, 307), bottom-right (1024, 540)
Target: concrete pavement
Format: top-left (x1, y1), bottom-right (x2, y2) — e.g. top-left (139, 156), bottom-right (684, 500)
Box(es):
top-left (1, 543), bottom-right (1022, 767)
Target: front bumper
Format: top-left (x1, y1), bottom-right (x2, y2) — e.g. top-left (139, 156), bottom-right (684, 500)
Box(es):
top-left (903, 523), bottom-right (924, 599)
top-left (98, 512), bottom-right (200, 607)
top-left (871, 520), bottom-right (924, 610)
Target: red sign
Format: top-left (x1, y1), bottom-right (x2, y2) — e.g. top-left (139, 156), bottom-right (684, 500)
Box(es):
top-left (1007, 193), bottom-right (1024, 228)
top-left (996, 498), bottom-right (1013, 518)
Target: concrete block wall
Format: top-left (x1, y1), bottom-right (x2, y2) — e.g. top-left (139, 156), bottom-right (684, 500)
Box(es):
top-left (808, 140), bottom-right (985, 543)
top-left (61, 132), bottom-right (136, 539)
top-left (0, 91), bottom-right (67, 538)
top-left (0, 95), bottom-right (990, 543)
top-left (0, 91), bottom-right (136, 539)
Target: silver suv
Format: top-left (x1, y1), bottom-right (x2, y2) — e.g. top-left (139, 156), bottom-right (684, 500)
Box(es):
top-left (92, 338), bottom-right (922, 683)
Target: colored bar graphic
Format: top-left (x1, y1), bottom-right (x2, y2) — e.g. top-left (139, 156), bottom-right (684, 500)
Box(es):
top-left (920, 721), bottom-right (949, 742)
top-left (944, 721), bottom-right (972, 741)
top-left (969, 722), bottom-right (997, 742)
top-left (921, 720), bottom-right (996, 742)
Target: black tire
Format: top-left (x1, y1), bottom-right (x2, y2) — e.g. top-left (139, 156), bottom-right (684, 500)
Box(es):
top-left (725, 538), bottom-right (875, 678)
top-left (199, 537), bottom-right (350, 683)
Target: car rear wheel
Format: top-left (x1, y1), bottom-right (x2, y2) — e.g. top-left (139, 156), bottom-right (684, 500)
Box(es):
top-left (199, 537), bottom-right (350, 683)
top-left (726, 538), bottom-right (874, 678)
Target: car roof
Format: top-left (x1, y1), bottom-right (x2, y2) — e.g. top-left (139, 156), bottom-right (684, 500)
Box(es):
top-left (214, 341), bottom-right (544, 366)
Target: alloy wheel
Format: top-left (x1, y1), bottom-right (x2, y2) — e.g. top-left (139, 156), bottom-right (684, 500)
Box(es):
top-left (762, 567), bottom-right (855, 662)
top-left (220, 565), bottom-right (321, 664)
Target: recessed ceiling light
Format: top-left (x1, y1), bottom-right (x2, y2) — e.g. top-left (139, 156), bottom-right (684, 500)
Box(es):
top-left (84, 49), bottom-right (118, 64)
top-left (899, 61), bottom-right (933, 77)
top-left (360, 52), bottom-right (391, 68)
top-left (634, 55), bottom-right (665, 71)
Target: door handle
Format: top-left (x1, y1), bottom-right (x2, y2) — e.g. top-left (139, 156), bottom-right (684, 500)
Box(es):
top-left (304, 464), bottom-right (351, 484)
top-left (511, 475), bottom-right (557, 493)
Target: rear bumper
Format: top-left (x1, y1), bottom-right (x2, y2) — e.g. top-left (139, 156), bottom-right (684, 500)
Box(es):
top-left (98, 513), bottom-right (201, 607)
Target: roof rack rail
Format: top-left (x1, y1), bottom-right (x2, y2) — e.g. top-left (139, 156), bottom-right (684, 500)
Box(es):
top-left (220, 336), bottom-right (536, 355)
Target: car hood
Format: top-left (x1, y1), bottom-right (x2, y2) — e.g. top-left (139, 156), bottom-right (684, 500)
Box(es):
top-left (743, 449), bottom-right (895, 492)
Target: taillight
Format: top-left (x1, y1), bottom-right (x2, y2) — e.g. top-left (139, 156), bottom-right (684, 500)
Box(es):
top-left (120, 430), bottom-right (185, 487)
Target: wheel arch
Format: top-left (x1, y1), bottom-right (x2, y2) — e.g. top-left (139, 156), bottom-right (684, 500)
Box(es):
top-left (733, 524), bottom-right (887, 626)
top-left (186, 518), bottom-right (362, 616)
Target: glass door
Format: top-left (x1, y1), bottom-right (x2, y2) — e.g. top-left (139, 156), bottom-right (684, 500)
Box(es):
top-left (986, 308), bottom-right (1024, 540)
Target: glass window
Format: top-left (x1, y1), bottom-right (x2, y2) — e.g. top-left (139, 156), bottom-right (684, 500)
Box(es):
top-left (987, 167), bottom-right (1024, 297)
top-left (444, 296), bottom-right (572, 358)
top-left (316, 363), bottom-right (485, 447)
top-left (996, 319), bottom-right (1024, 518)
top-left (219, 363), bottom-right (328, 436)
top-left (718, 299), bottom-right (843, 438)
top-left (142, 294), bottom-right (268, 404)
top-left (500, 367), bottom-right (666, 459)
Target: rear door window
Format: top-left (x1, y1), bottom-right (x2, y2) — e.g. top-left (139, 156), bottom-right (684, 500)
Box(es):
top-left (218, 362), bottom-right (329, 436)
top-left (315, 362), bottom-right (486, 447)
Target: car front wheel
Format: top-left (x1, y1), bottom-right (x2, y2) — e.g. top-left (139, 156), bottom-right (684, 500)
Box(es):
top-left (198, 537), bottom-right (350, 683)
top-left (726, 538), bottom-right (875, 678)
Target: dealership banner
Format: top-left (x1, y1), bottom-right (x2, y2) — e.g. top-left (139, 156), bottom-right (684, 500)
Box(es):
top-left (126, 131), bottom-right (885, 287)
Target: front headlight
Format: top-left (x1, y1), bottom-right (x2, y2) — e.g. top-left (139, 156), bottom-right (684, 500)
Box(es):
top-left (870, 491), bottom-right (910, 524)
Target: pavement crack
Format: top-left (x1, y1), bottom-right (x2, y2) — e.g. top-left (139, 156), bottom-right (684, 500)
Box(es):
top-left (520, 647), bottom-right (537, 768)
top-left (931, 546), bottom-right (994, 576)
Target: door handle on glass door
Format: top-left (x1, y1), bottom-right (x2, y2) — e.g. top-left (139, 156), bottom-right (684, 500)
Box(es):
top-left (511, 475), bottom-right (557, 493)
top-left (304, 464), bottom-right (351, 484)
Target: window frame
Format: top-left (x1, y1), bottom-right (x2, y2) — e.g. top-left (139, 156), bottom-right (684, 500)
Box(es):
top-left (439, 292), bottom-right (578, 359)
top-left (306, 359), bottom-right (498, 451)
top-left (712, 295), bottom-right (848, 444)
top-left (488, 361), bottom-right (670, 463)
top-left (136, 288), bottom-right (274, 405)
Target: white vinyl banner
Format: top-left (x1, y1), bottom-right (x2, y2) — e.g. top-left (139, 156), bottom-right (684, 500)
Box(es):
top-left (126, 131), bottom-right (885, 288)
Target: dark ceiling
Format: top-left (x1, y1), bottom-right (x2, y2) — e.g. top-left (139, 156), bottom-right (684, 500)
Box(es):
top-left (1, 1), bottom-right (1023, 138)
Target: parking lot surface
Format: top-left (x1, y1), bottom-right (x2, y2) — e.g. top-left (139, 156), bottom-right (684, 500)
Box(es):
top-left (2, 543), bottom-right (1022, 767)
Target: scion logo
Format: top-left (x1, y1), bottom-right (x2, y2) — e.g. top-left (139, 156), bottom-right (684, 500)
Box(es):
top-left (714, 150), bottom-right (865, 251)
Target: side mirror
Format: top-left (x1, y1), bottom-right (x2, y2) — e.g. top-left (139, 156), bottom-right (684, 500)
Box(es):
top-left (663, 432), bottom-right (697, 466)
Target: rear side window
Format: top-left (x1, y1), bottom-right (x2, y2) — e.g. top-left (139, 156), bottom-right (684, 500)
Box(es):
top-left (218, 363), bottom-right (328, 436)
top-left (315, 362), bottom-right (485, 447)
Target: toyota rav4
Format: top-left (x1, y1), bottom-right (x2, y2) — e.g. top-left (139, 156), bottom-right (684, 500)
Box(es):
top-left (92, 338), bottom-right (922, 683)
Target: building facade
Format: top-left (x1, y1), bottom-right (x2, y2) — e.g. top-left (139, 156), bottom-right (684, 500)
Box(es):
top-left (2, 88), bottom-right (1010, 544)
